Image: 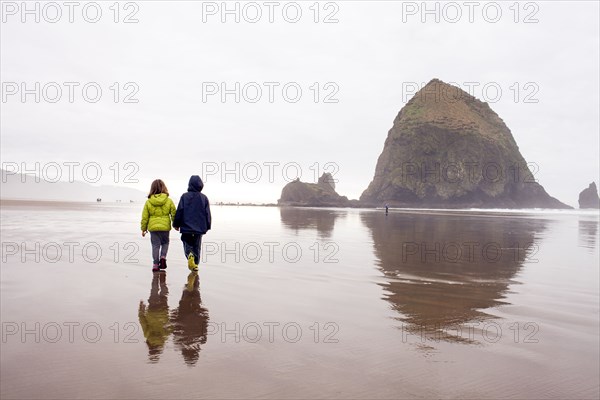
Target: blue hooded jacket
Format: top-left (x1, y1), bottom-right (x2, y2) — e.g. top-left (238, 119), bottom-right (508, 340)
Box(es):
top-left (173, 175), bottom-right (212, 234)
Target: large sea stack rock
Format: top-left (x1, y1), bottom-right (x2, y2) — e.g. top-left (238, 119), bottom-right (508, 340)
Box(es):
top-left (578, 182), bottom-right (600, 209)
top-left (278, 173), bottom-right (349, 207)
top-left (360, 79), bottom-right (570, 209)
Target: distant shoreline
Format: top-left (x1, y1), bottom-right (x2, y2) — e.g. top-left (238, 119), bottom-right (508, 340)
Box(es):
top-left (1, 198), bottom-right (598, 217)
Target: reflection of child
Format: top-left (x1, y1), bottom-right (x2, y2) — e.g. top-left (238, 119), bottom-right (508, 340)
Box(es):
top-left (170, 273), bottom-right (209, 366)
top-left (173, 175), bottom-right (212, 272)
top-left (141, 179), bottom-right (177, 272)
top-left (138, 273), bottom-right (171, 363)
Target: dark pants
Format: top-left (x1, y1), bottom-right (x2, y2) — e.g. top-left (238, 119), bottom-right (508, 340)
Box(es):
top-left (150, 231), bottom-right (170, 265)
top-left (181, 233), bottom-right (202, 264)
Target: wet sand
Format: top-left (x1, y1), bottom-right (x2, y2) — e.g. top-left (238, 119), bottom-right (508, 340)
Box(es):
top-left (1, 200), bottom-right (598, 399)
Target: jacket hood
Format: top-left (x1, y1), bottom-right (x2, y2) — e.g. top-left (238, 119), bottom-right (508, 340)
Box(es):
top-left (188, 175), bottom-right (204, 192)
top-left (148, 193), bottom-right (169, 206)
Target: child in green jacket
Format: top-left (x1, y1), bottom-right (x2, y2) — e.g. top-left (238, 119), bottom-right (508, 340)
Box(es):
top-left (141, 179), bottom-right (177, 272)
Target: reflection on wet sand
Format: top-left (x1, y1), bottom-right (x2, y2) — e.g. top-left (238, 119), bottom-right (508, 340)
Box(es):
top-left (361, 211), bottom-right (547, 343)
top-left (170, 273), bottom-right (210, 366)
top-left (138, 273), bottom-right (171, 362)
top-left (279, 207), bottom-right (342, 237)
top-left (578, 218), bottom-right (598, 251)
top-left (138, 273), bottom-right (209, 365)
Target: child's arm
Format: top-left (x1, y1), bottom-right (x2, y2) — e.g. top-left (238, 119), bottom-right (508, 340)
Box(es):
top-left (205, 197), bottom-right (212, 231)
top-left (173, 197), bottom-right (184, 229)
top-left (169, 198), bottom-right (177, 228)
top-left (141, 201), bottom-right (149, 234)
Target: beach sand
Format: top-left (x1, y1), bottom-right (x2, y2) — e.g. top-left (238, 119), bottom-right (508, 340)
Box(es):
top-left (1, 200), bottom-right (598, 399)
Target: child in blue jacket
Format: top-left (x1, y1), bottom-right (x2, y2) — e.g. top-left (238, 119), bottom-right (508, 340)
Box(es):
top-left (173, 175), bottom-right (212, 271)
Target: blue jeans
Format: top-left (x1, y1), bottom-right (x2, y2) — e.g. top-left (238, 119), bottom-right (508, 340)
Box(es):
top-left (150, 231), bottom-right (170, 265)
top-left (181, 233), bottom-right (202, 264)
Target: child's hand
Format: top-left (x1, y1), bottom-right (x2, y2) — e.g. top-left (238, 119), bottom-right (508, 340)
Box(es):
top-left (142, 230), bottom-right (147, 237)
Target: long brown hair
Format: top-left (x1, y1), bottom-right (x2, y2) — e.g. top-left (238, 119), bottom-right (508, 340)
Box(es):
top-left (148, 179), bottom-right (169, 198)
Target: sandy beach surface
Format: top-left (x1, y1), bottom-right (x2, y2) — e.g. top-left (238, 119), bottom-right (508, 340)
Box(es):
top-left (1, 200), bottom-right (598, 399)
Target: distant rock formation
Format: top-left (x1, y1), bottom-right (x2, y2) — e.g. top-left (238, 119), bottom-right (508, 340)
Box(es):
top-left (278, 173), bottom-right (350, 207)
top-left (578, 182), bottom-right (600, 209)
top-left (360, 79), bottom-right (570, 209)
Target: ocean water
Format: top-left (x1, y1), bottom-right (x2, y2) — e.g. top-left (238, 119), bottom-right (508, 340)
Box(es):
top-left (0, 200), bottom-right (598, 399)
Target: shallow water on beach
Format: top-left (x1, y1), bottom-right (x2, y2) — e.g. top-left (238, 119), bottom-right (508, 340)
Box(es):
top-left (1, 200), bottom-right (599, 399)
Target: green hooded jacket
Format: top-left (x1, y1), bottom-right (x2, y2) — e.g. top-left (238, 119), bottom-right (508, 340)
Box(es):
top-left (141, 193), bottom-right (177, 232)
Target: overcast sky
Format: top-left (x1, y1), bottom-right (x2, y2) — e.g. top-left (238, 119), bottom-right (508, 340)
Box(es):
top-left (1, 0), bottom-right (598, 206)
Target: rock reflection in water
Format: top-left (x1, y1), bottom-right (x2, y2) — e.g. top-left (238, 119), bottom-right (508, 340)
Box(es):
top-left (279, 207), bottom-right (343, 238)
top-left (361, 211), bottom-right (547, 343)
top-left (578, 218), bottom-right (598, 252)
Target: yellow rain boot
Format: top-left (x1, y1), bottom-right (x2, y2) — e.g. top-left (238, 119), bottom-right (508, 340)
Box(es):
top-left (187, 253), bottom-right (198, 271)
top-left (186, 272), bottom-right (197, 292)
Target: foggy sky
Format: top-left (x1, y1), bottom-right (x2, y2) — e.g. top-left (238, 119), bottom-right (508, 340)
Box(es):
top-left (1, 1), bottom-right (599, 206)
